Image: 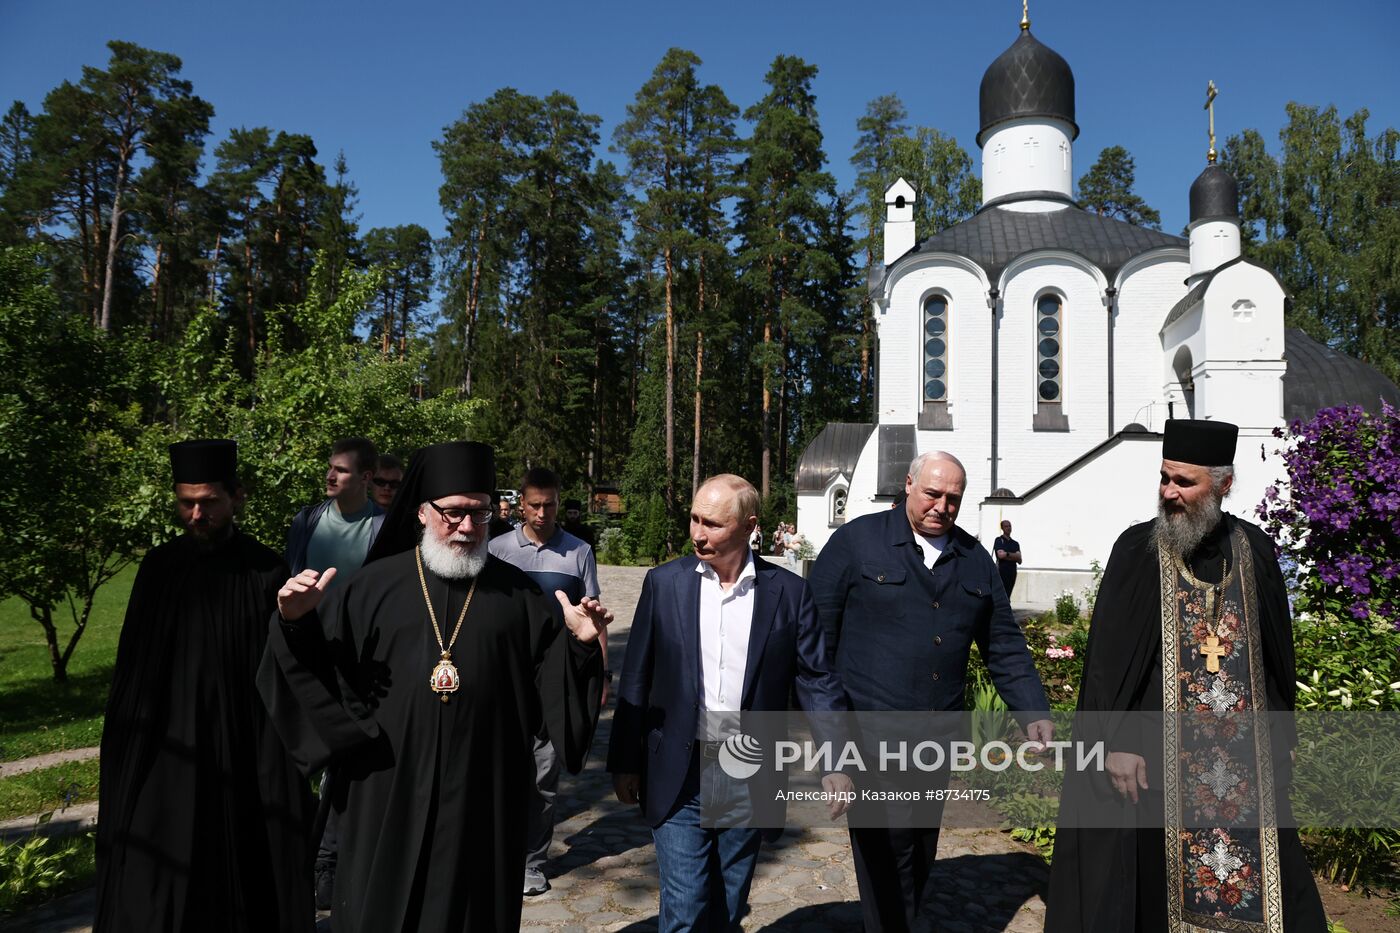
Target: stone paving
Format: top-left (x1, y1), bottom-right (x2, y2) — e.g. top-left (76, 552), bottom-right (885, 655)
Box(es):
top-left (7, 563), bottom-right (1049, 932)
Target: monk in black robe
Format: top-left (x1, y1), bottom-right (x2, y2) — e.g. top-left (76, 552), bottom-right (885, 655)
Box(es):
top-left (95, 440), bottom-right (314, 933)
top-left (258, 440), bottom-right (607, 932)
top-left (1045, 420), bottom-right (1325, 932)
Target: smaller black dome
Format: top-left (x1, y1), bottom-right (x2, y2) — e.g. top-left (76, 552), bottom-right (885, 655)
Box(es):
top-left (1189, 164), bottom-right (1239, 223)
top-left (978, 30), bottom-right (1077, 146)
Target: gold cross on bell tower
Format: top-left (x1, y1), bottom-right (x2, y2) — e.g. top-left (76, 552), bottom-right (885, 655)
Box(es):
top-left (1021, 0), bottom-right (1031, 31)
top-left (1204, 80), bottom-right (1219, 164)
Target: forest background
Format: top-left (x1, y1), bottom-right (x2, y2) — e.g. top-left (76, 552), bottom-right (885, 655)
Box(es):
top-left (0, 2), bottom-right (1397, 679)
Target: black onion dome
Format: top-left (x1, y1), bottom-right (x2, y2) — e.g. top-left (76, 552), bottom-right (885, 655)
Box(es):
top-left (978, 29), bottom-right (1078, 146)
top-left (1189, 163), bottom-right (1240, 223)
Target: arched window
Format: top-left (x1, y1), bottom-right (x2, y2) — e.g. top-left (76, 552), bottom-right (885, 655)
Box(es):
top-left (1034, 292), bottom-right (1069, 431)
top-left (830, 486), bottom-right (848, 526)
top-left (920, 294), bottom-right (952, 429)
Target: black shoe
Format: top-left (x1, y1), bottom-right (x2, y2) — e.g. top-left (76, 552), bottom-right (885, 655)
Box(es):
top-left (315, 867), bottom-right (335, 911)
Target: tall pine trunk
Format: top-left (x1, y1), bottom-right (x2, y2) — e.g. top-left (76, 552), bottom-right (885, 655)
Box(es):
top-left (462, 219), bottom-right (487, 395)
top-left (663, 242), bottom-right (676, 507)
top-left (99, 156), bottom-right (129, 332)
top-left (692, 254), bottom-right (706, 498)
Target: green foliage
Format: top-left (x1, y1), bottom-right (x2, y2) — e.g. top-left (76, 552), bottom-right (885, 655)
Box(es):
top-left (360, 223), bottom-right (433, 355)
top-left (1224, 106), bottom-right (1400, 383)
top-left (160, 255), bottom-right (483, 545)
top-left (1002, 790), bottom-right (1059, 862)
top-left (0, 246), bottom-right (165, 681)
top-left (596, 526), bottom-right (636, 566)
top-left (1054, 591), bottom-right (1081, 627)
top-left (1292, 613), bottom-right (1400, 712)
top-left (0, 758), bottom-right (101, 822)
top-left (0, 564), bottom-right (131, 759)
top-left (1076, 145), bottom-right (1161, 228)
top-left (0, 832), bottom-right (95, 916)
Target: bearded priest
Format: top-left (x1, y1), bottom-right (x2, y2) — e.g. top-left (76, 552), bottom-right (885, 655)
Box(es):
top-left (259, 440), bottom-right (609, 932)
top-left (1045, 420), bottom-right (1325, 932)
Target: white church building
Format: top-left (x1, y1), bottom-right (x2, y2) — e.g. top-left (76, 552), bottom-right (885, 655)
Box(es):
top-left (795, 18), bottom-right (1399, 607)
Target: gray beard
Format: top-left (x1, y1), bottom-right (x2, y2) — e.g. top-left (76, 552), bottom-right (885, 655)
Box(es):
top-left (1152, 493), bottom-right (1224, 561)
top-left (419, 527), bottom-right (488, 580)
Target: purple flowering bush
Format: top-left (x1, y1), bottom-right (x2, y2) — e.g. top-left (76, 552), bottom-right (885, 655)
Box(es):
top-left (1258, 402), bottom-right (1399, 627)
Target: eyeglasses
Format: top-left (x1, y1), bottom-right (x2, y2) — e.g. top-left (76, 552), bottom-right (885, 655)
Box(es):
top-left (427, 501), bottom-right (493, 527)
top-left (372, 477), bottom-right (402, 489)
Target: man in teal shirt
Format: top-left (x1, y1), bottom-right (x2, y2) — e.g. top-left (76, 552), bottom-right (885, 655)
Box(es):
top-left (284, 436), bottom-right (385, 908)
top-left (286, 437), bottom-right (386, 590)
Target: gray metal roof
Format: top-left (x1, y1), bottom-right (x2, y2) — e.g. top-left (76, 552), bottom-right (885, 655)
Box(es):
top-left (978, 28), bottom-right (1078, 146)
top-left (794, 423), bottom-right (874, 493)
top-left (1284, 328), bottom-right (1400, 423)
top-left (1160, 256), bottom-right (1269, 335)
top-left (910, 204), bottom-right (1185, 284)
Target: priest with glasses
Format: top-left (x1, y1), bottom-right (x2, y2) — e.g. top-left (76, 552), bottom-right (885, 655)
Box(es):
top-left (260, 440), bottom-right (610, 932)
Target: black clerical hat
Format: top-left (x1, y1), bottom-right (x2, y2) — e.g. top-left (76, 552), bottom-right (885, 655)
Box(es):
top-left (169, 439), bottom-right (238, 485)
top-left (563, 498), bottom-right (583, 511)
top-left (366, 441), bottom-right (497, 563)
top-left (417, 441), bottom-right (496, 501)
top-left (1162, 419), bottom-right (1237, 466)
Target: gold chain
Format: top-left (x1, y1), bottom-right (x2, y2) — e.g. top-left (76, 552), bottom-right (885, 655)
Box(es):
top-left (415, 546), bottom-right (478, 657)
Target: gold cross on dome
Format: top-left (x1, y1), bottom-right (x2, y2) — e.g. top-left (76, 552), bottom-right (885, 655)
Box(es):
top-left (1200, 634), bottom-right (1227, 673)
top-left (1021, 0), bottom-right (1030, 30)
top-left (1204, 80), bottom-right (1219, 164)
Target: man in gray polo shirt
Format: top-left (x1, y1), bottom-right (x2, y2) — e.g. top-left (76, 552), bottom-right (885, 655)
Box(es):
top-left (489, 467), bottom-right (605, 896)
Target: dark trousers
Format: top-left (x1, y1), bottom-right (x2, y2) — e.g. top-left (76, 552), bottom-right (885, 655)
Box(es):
top-left (848, 825), bottom-right (941, 933)
top-left (315, 770), bottom-right (338, 871)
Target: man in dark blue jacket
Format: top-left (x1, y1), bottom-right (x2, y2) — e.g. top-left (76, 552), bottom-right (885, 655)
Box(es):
top-left (810, 451), bottom-right (1052, 933)
top-left (609, 474), bottom-right (851, 932)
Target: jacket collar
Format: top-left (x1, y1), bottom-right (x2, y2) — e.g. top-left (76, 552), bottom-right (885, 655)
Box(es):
top-left (881, 505), bottom-right (968, 557)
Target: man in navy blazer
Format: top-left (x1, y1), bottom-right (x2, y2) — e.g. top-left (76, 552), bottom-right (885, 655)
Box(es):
top-left (609, 474), bottom-right (851, 932)
top-left (809, 451), bottom-right (1052, 933)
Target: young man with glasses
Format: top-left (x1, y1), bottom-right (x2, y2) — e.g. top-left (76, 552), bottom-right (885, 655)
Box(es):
top-left (369, 452), bottom-right (404, 510)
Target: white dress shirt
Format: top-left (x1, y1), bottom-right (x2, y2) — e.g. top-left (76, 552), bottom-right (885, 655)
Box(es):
top-left (695, 554), bottom-right (758, 739)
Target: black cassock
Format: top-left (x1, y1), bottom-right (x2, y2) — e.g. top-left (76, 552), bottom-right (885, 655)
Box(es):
top-left (258, 550), bottom-right (603, 933)
top-left (1045, 515), bottom-right (1326, 933)
top-left (95, 531), bottom-right (314, 933)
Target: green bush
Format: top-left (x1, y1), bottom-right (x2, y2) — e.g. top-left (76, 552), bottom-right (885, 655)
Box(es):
top-left (596, 526), bottom-right (636, 566)
top-left (1054, 591), bottom-right (1080, 627)
top-left (1286, 611), bottom-right (1400, 896)
top-left (0, 831), bottom-right (95, 916)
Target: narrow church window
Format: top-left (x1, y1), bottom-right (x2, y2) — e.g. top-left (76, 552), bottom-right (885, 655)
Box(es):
top-left (1059, 140), bottom-right (1069, 172)
top-left (994, 143), bottom-right (1006, 174)
top-left (831, 486), bottom-right (848, 526)
top-left (1036, 294), bottom-right (1063, 402)
top-left (1023, 138), bottom-right (1039, 169)
top-left (923, 296), bottom-right (949, 402)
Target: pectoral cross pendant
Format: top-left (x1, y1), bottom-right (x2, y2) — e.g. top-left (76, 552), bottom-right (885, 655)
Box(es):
top-left (1200, 634), bottom-right (1227, 673)
top-left (430, 651), bottom-right (460, 703)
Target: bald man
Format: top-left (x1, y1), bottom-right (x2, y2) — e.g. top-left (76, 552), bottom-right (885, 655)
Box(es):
top-left (809, 451), bottom-right (1052, 932)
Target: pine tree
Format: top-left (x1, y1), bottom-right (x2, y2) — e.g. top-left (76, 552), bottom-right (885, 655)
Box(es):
top-left (736, 54), bottom-right (838, 500)
top-left (1076, 145), bottom-right (1161, 228)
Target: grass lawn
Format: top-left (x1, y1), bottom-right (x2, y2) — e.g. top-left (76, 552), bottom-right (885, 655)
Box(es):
top-left (0, 563), bottom-right (134, 762)
top-left (0, 758), bottom-right (101, 822)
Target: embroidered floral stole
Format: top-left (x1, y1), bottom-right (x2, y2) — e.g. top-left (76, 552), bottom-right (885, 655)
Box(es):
top-left (1160, 527), bottom-right (1284, 932)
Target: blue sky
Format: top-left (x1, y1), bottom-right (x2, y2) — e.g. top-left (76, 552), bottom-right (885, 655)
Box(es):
top-left (2, 0), bottom-right (1396, 241)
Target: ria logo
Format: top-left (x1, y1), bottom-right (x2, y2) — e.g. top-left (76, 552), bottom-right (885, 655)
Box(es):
top-left (718, 733), bottom-right (764, 780)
